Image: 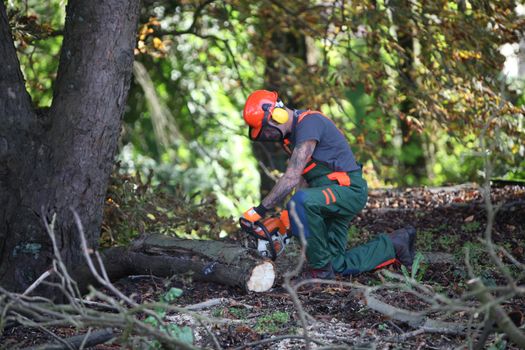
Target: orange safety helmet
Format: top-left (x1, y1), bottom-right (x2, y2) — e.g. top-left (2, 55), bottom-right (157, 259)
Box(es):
top-left (243, 90), bottom-right (280, 141)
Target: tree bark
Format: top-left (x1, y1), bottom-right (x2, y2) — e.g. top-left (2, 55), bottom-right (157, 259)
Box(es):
top-left (0, 2), bottom-right (40, 289)
top-left (0, 0), bottom-right (140, 295)
top-left (389, 0), bottom-right (427, 184)
top-left (73, 235), bottom-right (276, 293)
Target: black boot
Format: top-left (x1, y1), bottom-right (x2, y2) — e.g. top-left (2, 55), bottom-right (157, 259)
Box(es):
top-left (388, 226), bottom-right (417, 268)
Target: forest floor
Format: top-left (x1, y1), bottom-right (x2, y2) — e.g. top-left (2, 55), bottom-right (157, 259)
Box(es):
top-left (1, 183), bottom-right (524, 349)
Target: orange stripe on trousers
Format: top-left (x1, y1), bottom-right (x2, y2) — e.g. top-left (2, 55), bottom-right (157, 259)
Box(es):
top-left (374, 258), bottom-right (398, 270)
top-left (322, 190), bottom-right (330, 204)
top-left (326, 188), bottom-right (336, 203)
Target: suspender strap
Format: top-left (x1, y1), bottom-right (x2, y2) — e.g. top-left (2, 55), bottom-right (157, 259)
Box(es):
top-left (283, 110), bottom-right (352, 186)
top-left (282, 138), bottom-right (292, 156)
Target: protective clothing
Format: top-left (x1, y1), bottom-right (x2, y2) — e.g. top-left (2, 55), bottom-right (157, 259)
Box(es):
top-left (243, 90), bottom-right (288, 141)
top-left (286, 111), bottom-right (397, 275)
top-left (287, 168), bottom-right (397, 274)
top-left (388, 226), bottom-right (417, 267)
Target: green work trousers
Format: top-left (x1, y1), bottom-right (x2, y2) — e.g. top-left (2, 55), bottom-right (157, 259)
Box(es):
top-left (287, 170), bottom-right (396, 275)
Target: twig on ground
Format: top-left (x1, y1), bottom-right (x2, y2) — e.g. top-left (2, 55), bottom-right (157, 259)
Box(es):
top-left (231, 334), bottom-right (326, 350)
top-left (16, 314), bottom-right (75, 350)
top-left (73, 298), bottom-right (119, 312)
top-left (73, 210), bottom-right (138, 308)
top-left (386, 328), bottom-right (425, 342)
top-left (388, 320), bottom-right (405, 334)
top-left (196, 318), bottom-right (222, 350)
top-left (468, 277), bottom-right (525, 348)
top-left (182, 298), bottom-right (226, 311)
top-left (363, 290), bottom-right (478, 335)
top-left (22, 269), bottom-right (55, 296)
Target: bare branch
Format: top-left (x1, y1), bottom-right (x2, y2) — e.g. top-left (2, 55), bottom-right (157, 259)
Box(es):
top-left (22, 269), bottom-right (55, 296)
top-left (468, 278), bottom-right (525, 348)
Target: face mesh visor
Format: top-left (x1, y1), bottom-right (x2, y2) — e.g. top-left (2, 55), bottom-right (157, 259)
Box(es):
top-left (249, 105), bottom-right (284, 141)
top-left (255, 125), bottom-right (283, 141)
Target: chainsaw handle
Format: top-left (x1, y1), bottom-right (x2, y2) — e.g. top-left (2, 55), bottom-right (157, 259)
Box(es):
top-left (239, 218), bottom-right (271, 241)
top-left (239, 217), bottom-right (255, 230)
top-left (239, 217), bottom-right (278, 260)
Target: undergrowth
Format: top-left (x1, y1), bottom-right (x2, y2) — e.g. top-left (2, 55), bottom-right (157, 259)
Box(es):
top-left (101, 165), bottom-right (238, 247)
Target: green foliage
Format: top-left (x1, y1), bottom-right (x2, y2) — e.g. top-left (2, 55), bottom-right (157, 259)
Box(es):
top-left (143, 287), bottom-right (194, 348)
top-left (487, 334), bottom-right (508, 350)
top-left (461, 241), bottom-right (492, 278)
top-left (101, 169), bottom-right (239, 246)
top-left (401, 252), bottom-right (427, 284)
top-left (461, 221), bottom-right (481, 233)
top-left (437, 234), bottom-right (458, 248)
top-left (212, 306), bottom-right (250, 320)
top-left (228, 307), bottom-right (249, 320)
top-left (9, 0), bottom-right (525, 220)
top-left (7, 0), bottom-right (65, 106)
top-left (119, 0), bottom-right (525, 196)
top-left (254, 311), bottom-right (289, 334)
top-left (417, 224), bottom-right (450, 251)
top-left (347, 225), bottom-right (359, 241)
top-left (377, 323), bottom-right (388, 332)
top-left (161, 288), bottom-right (183, 303)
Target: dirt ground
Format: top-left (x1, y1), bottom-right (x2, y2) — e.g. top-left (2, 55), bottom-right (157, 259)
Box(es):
top-left (1, 184), bottom-right (524, 349)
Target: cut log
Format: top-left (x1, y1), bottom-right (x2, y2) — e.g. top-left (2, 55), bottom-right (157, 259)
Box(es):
top-left (71, 234), bottom-right (275, 294)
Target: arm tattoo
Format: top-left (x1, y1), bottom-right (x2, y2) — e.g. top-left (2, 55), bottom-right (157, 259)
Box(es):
top-left (261, 140), bottom-right (316, 209)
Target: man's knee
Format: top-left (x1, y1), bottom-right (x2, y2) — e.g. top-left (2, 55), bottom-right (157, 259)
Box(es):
top-left (288, 190), bottom-right (319, 212)
top-left (287, 191), bottom-right (307, 211)
top-left (287, 191), bottom-right (311, 238)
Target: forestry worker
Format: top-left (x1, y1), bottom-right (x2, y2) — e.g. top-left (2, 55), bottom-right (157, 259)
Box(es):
top-left (241, 90), bottom-right (416, 279)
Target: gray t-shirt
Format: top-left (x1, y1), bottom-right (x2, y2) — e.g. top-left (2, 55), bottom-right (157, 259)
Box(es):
top-left (291, 111), bottom-right (360, 172)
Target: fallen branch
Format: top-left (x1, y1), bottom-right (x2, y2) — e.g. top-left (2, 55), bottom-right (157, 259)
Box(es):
top-left (468, 278), bottom-right (525, 348)
top-left (363, 290), bottom-right (476, 335)
top-left (22, 269), bottom-right (55, 296)
top-left (386, 328), bottom-right (425, 341)
top-left (182, 298), bottom-right (226, 311)
top-left (21, 328), bottom-right (115, 350)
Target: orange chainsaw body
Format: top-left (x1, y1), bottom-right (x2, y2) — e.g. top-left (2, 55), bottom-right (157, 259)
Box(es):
top-left (240, 210), bottom-right (291, 260)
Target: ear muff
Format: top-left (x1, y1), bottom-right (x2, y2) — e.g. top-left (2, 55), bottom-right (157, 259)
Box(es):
top-left (271, 108), bottom-right (288, 124)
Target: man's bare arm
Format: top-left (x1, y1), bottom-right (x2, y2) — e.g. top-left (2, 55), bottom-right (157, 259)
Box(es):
top-left (261, 140), bottom-right (316, 209)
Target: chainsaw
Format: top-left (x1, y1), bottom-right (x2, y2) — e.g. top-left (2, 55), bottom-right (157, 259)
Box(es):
top-left (239, 210), bottom-right (291, 260)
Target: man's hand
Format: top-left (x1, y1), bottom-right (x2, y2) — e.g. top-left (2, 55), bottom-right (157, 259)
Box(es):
top-left (261, 140), bottom-right (316, 209)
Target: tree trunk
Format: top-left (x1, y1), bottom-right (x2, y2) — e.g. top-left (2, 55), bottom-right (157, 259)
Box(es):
top-left (390, 0), bottom-right (427, 184)
top-left (73, 235), bottom-right (276, 293)
top-left (0, 0), bottom-right (140, 295)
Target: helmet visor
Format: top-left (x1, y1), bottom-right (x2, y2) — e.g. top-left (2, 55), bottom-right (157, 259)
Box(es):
top-left (249, 124), bottom-right (284, 142)
top-left (248, 106), bottom-right (283, 141)
top-left (258, 125), bottom-right (284, 141)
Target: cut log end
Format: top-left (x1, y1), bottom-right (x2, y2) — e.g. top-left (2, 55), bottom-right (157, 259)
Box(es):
top-left (246, 261), bottom-right (275, 292)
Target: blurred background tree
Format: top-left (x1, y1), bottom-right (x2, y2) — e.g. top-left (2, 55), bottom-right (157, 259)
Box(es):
top-left (8, 0), bottom-right (525, 219)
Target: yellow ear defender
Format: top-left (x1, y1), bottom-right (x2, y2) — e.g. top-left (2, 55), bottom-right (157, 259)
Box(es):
top-left (271, 108), bottom-right (288, 124)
